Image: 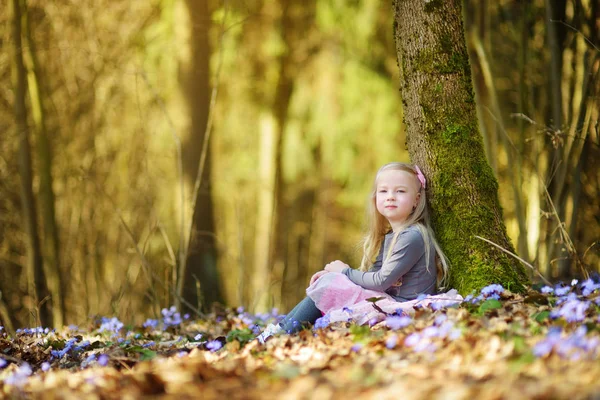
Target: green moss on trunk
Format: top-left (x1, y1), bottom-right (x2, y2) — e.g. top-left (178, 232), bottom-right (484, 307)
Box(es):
top-left (393, 0), bottom-right (529, 295)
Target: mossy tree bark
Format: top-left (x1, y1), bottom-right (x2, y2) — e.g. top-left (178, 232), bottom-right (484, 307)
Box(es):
top-left (392, 0), bottom-right (529, 294)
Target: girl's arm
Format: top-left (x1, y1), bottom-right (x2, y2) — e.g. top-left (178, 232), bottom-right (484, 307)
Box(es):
top-left (368, 246), bottom-right (384, 272)
top-left (342, 228), bottom-right (424, 292)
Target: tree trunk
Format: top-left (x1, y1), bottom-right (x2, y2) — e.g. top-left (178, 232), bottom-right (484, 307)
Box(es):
top-left (177, 0), bottom-right (223, 311)
top-left (11, 0), bottom-right (52, 326)
top-left (392, 0), bottom-right (529, 294)
top-left (22, 0), bottom-right (65, 327)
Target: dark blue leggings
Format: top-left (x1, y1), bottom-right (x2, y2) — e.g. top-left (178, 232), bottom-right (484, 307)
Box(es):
top-left (279, 297), bottom-right (323, 333)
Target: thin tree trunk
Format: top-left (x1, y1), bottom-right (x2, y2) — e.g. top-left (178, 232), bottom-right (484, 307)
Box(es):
top-left (177, 0), bottom-right (223, 311)
top-left (392, 0), bottom-right (529, 294)
top-left (22, 0), bottom-right (65, 327)
top-left (11, 0), bottom-right (52, 326)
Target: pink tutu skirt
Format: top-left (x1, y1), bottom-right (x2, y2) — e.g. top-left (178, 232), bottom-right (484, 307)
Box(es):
top-left (306, 272), bottom-right (463, 325)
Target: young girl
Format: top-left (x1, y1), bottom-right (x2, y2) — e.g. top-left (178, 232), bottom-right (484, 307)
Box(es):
top-left (257, 162), bottom-right (449, 343)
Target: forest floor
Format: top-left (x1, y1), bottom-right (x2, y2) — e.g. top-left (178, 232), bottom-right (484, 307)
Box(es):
top-left (2, 282), bottom-right (600, 399)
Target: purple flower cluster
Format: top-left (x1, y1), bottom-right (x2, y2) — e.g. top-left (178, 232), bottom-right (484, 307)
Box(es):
top-left (385, 315), bottom-right (412, 330)
top-left (403, 317), bottom-right (461, 353)
top-left (50, 337), bottom-right (91, 360)
top-left (550, 298), bottom-right (590, 323)
top-left (314, 315), bottom-right (331, 330)
top-left (206, 340), bottom-right (222, 352)
top-left (143, 319), bottom-right (159, 330)
top-left (533, 327), bottom-right (600, 360)
top-left (16, 327), bottom-right (52, 335)
top-left (98, 317), bottom-right (124, 334)
top-left (4, 363), bottom-right (32, 387)
top-left (463, 284), bottom-right (505, 304)
top-left (161, 306), bottom-right (183, 328)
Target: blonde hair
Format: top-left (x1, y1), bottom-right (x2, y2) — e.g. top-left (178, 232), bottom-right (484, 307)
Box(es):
top-left (359, 162), bottom-right (449, 289)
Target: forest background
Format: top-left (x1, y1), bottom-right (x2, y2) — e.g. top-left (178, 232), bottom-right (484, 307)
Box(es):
top-left (1, 0), bottom-right (598, 331)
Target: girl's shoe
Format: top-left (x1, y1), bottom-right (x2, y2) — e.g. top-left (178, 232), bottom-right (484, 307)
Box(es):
top-left (256, 323), bottom-right (283, 344)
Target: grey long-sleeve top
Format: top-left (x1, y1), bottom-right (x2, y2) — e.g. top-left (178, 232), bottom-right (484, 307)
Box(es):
top-left (342, 225), bottom-right (437, 301)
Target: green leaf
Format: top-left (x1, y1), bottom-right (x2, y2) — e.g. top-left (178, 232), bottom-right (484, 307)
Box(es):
top-left (478, 299), bottom-right (502, 313)
top-left (532, 310), bottom-right (550, 323)
top-left (226, 329), bottom-right (255, 346)
top-left (127, 346), bottom-right (157, 361)
top-left (365, 297), bottom-right (386, 303)
top-left (350, 324), bottom-right (371, 341)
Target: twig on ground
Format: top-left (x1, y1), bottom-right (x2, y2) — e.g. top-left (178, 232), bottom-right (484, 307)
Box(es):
top-left (474, 235), bottom-right (552, 286)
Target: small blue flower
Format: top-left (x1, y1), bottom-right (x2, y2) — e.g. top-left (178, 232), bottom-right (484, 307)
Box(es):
top-left (206, 340), bottom-right (222, 352)
top-left (314, 315), bottom-right (331, 330)
top-left (85, 354), bottom-right (97, 364)
top-left (481, 284), bottom-right (504, 297)
top-left (555, 286), bottom-right (571, 296)
top-left (99, 317), bottom-right (124, 334)
top-left (581, 279), bottom-right (600, 297)
top-left (540, 286), bottom-right (554, 294)
top-left (5, 363), bottom-right (32, 386)
top-left (351, 343), bottom-right (363, 352)
top-left (385, 335), bottom-right (398, 349)
top-left (0, 358), bottom-right (7, 368)
top-left (194, 333), bottom-right (203, 341)
top-left (143, 319), bottom-right (159, 329)
top-left (98, 354), bottom-right (109, 367)
top-left (404, 333), bottom-right (421, 347)
top-left (385, 316), bottom-right (412, 330)
top-left (41, 362), bottom-right (51, 372)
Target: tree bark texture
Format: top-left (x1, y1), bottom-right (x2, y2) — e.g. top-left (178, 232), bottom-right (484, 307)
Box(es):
top-left (392, 0), bottom-right (529, 294)
top-left (179, 0), bottom-right (223, 310)
top-left (23, 1), bottom-right (65, 327)
top-left (11, 0), bottom-right (52, 326)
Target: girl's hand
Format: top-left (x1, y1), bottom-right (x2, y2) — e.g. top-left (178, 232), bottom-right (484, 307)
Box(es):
top-left (309, 270), bottom-right (328, 286)
top-left (324, 260), bottom-right (350, 273)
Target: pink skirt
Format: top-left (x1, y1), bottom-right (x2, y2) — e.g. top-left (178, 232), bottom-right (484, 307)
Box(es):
top-left (306, 272), bottom-right (463, 325)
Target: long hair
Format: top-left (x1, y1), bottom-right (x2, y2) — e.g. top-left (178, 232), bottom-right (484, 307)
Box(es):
top-left (359, 162), bottom-right (449, 288)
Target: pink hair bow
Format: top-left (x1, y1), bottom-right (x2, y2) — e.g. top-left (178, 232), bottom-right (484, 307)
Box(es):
top-left (414, 165), bottom-right (426, 189)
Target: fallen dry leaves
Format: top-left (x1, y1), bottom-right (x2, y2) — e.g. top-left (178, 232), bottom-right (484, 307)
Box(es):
top-left (2, 285), bottom-right (600, 399)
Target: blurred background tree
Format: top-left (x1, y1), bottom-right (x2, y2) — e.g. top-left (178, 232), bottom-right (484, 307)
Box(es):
top-left (0, 0), bottom-right (598, 329)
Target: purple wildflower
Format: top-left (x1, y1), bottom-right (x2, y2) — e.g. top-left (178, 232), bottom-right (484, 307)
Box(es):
top-left (85, 354), bottom-right (97, 364)
top-left (551, 298), bottom-right (589, 322)
top-left (581, 279), bottom-right (600, 297)
top-left (97, 354), bottom-right (109, 367)
top-left (385, 315), bottom-right (412, 330)
top-left (404, 333), bottom-right (421, 347)
top-left (98, 317), bottom-right (124, 334)
top-left (41, 362), bottom-right (51, 372)
top-left (206, 340), bottom-right (222, 352)
top-left (5, 363), bottom-right (32, 386)
top-left (541, 286), bottom-right (554, 294)
top-left (162, 306), bottom-right (183, 328)
top-left (143, 319), bottom-right (159, 329)
top-left (481, 284), bottom-right (504, 297)
top-left (0, 358), bottom-right (7, 368)
top-left (386, 335), bottom-right (399, 349)
top-left (314, 315), bottom-right (331, 330)
top-left (555, 286), bottom-right (571, 296)
top-left (351, 343), bottom-right (363, 352)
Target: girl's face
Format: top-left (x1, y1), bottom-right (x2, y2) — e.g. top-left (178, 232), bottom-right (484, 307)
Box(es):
top-left (375, 169), bottom-right (420, 231)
